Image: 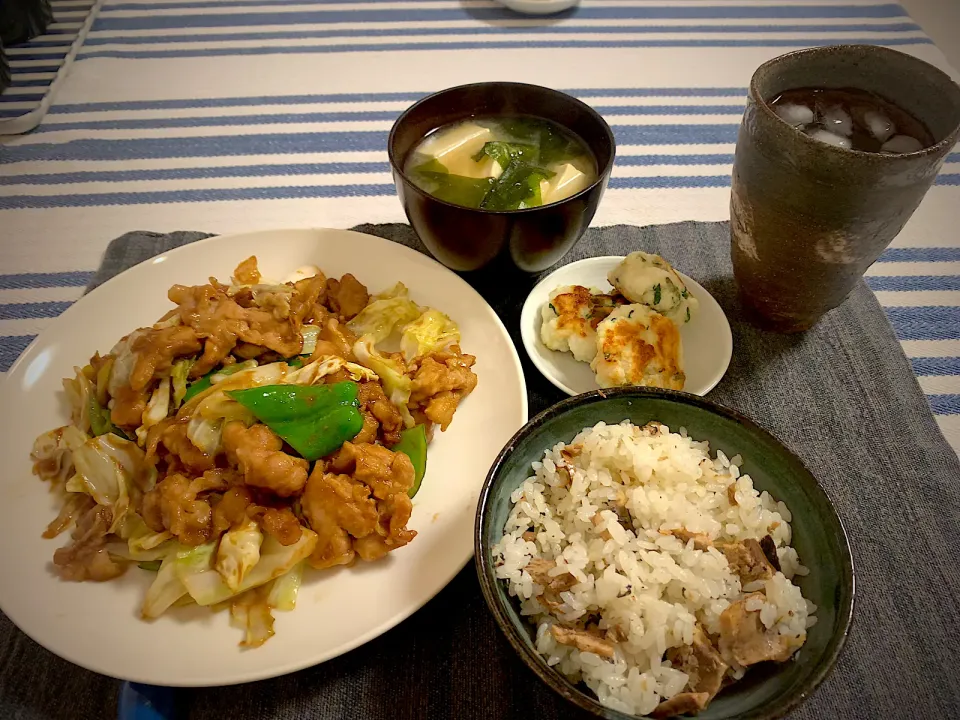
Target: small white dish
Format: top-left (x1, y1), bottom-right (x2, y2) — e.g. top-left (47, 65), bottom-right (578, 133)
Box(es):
top-left (496, 0), bottom-right (580, 16)
top-left (520, 256), bottom-right (733, 396)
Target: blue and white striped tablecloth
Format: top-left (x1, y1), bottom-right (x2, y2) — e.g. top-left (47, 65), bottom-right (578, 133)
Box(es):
top-left (2, 0), bottom-right (959, 450)
top-left (1, 0), bottom-right (102, 134)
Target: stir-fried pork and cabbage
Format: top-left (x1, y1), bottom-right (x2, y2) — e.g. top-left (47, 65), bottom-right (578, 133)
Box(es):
top-left (31, 257), bottom-right (478, 647)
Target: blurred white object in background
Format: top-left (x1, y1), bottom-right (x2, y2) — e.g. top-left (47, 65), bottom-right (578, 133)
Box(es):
top-left (496, 0), bottom-right (580, 16)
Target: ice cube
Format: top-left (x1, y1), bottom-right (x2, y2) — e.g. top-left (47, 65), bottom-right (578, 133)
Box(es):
top-left (806, 128), bottom-right (852, 150)
top-left (774, 103), bottom-right (814, 127)
top-left (880, 134), bottom-right (924, 154)
top-left (864, 110), bottom-right (896, 142)
top-left (821, 105), bottom-right (853, 136)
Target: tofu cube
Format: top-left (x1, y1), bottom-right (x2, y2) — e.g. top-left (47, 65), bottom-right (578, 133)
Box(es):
top-left (540, 163), bottom-right (592, 204)
top-left (417, 122), bottom-right (499, 178)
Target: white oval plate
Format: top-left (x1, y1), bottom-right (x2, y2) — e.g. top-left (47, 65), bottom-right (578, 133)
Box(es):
top-left (520, 256), bottom-right (732, 396)
top-left (0, 228), bottom-right (527, 687)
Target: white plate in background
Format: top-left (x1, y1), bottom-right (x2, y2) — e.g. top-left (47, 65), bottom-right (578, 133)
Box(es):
top-left (496, 0), bottom-right (580, 16)
top-left (520, 256), bottom-right (733, 397)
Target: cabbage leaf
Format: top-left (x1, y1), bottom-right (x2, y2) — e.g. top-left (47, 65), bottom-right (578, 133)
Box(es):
top-left (374, 282), bottom-right (410, 301)
top-left (265, 561), bottom-right (304, 612)
top-left (108, 330), bottom-right (147, 399)
top-left (140, 543), bottom-right (215, 619)
top-left (216, 520), bottom-right (263, 591)
top-left (352, 337), bottom-right (415, 428)
top-left (285, 355), bottom-right (377, 386)
top-left (186, 415), bottom-right (225, 456)
top-left (62, 368), bottom-right (94, 435)
top-left (229, 589), bottom-right (276, 648)
top-left (400, 309), bottom-right (460, 362)
top-left (300, 325), bottom-right (321, 356)
top-left (68, 434), bottom-right (149, 533)
top-left (31, 425), bottom-right (89, 485)
top-left (118, 513), bottom-right (174, 560)
top-left (177, 530), bottom-right (317, 607)
top-left (171, 357), bottom-right (196, 407)
top-left (346, 295), bottom-right (421, 343)
top-left (137, 377), bottom-right (171, 445)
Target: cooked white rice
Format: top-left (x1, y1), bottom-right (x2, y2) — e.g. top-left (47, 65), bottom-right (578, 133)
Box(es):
top-left (492, 421), bottom-right (816, 716)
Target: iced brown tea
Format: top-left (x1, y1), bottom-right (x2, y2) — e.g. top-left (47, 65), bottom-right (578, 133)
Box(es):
top-left (768, 86), bottom-right (934, 153)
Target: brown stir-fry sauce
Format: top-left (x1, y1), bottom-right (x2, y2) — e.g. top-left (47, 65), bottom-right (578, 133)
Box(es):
top-left (31, 257), bottom-right (478, 642)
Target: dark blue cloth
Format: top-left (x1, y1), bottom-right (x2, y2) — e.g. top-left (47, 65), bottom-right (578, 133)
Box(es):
top-left (3, 223), bottom-right (959, 720)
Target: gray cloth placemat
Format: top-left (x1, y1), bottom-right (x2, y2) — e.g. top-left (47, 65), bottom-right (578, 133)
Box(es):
top-left (3, 222), bottom-right (959, 720)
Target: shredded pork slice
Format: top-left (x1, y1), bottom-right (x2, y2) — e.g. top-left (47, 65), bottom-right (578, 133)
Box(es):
top-left (759, 535), bottom-right (782, 572)
top-left (43, 492), bottom-right (95, 539)
top-left (525, 558), bottom-right (577, 593)
top-left (650, 692), bottom-right (710, 719)
top-left (52, 505), bottom-right (126, 582)
top-left (160, 420), bottom-right (216, 473)
top-left (352, 411), bottom-right (380, 445)
top-left (233, 256), bottom-right (261, 285)
top-left (222, 422), bottom-right (309, 498)
top-left (665, 527), bottom-right (713, 551)
top-left (559, 444), bottom-right (582, 461)
top-left (150, 473), bottom-right (213, 546)
top-left (591, 512), bottom-right (613, 541)
top-left (290, 274), bottom-right (328, 326)
top-left (168, 283), bottom-right (302, 376)
top-left (354, 491), bottom-right (416, 562)
top-left (315, 318), bottom-right (358, 361)
top-left (325, 273), bottom-right (369, 320)
top-left (302, 465), bottom-right (357, 570)
top-left (188, 467), bottom-right (240, 495)
top-left (355, 380), bottom-right (404, 447)
top-left (666, 625), bottom-right (728, 700)
top-left (129, 325), bottom-right (203, 391)
top-left (331, 442), bottom-right (414, 500)
top-left (302, 444), bottom-right (417, 570)
top-left (727, 483), bottom-right (739, 506)
top-left (251, 506), bottom-right (303, 546)
top-left (409, 348), bottom-right (478, 431)
top-left (718, 593), bottom-right (802, 666)
top-left (110, 384), bottom-right (150, 429)
top-left (211, 486), bottom-right (253, 535)
top-left (550, 625), bottom-right (616, 659)
top-left (716, 538), bottom-right (776, 584)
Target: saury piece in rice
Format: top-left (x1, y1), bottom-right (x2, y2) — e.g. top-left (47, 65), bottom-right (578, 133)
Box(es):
top-left (493, 421), bottom-right (815, 718)
top-left (30, 257), bottom-right (478, 647)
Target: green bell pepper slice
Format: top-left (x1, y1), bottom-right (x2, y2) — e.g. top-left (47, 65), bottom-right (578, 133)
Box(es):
top-left (227, 381), bottom-right (363, 461)
top-left (269, 405), bottom-right (364, 461)
top-left (392, 424), bottom-right (427, 498)
top-left (88, 393), bottom-right (118, 437)
top-left (227, 382), bottom-right (358, 423)
top-left (88, 394), bottom-right (129, 440)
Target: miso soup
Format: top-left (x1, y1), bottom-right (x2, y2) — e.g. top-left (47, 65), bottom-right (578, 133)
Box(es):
top-left (403, 115), bottom-right (598, 211)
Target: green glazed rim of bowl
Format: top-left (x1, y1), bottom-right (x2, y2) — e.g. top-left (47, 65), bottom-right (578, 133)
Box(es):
top-left (474, 386), bottom-right (856, 720)
top-left (387, 81), bottom-right (617, 216)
